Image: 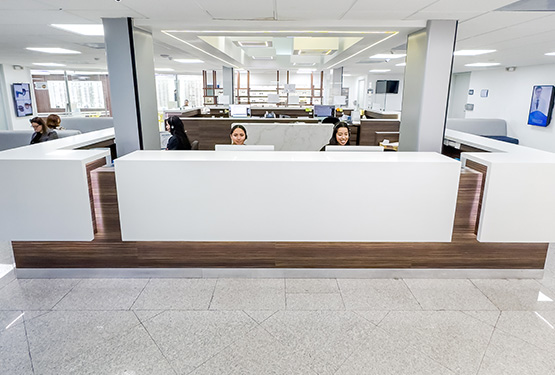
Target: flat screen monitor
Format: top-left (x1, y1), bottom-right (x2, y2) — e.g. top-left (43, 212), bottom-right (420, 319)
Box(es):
top-left (376, 80), bottom-right (399, 94)
top-left (528, 85), bottom-right (555, 127)
top-left (12, 83), bottom-right (32, 117)
top-left (313, 105), bottom-right (335, 118)
top-left (325, 145), bottom-right (384, 152)
top-left (229, 104), bottom-right (251, 118)
top-left (215, 144), bottom-right (275, 151)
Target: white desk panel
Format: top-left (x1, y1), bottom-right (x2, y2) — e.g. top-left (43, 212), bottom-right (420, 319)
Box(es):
top-left (445, 129), bottom-right (555, 242)
top-left (115, 151), bottom-right (461, 242)
top-left (0, 129), bottom-right (114, 240)
top-left (238, 122), bottom-right (334, 151)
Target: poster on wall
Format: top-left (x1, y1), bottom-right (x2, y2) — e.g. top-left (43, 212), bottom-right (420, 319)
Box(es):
top-left (527, 85), bottom-right (555, 127)
top-left (12, 83), bottom-right (33, 117)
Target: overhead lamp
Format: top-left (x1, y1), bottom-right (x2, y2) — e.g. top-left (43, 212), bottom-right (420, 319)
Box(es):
top-left (174, 59), bottom-right (204, 64)
top-left (396, 62), bottom-right (406, 67)
top-left (369, 69), bottom-right (391, 72)
top-left (32, 63), bottom-right (66, 67)
top-left (370, 53), bottom-right (406, 59)
top-left (51, 24), bottom-right (104, 36)
top-left (465, 63), bottom-right (500, 67)
top-left (27, 47), bottom-right (81, 54)
top-left (297, 68), bottom-right (316, 74)
top-left (251, 56), bottom-right (274, 60)
top-left (454, 50), bottom-right (496, 56)
top-left (155, 68), bottom-right (175, 72)
top-left (545, 52), bottom-right (555, 56)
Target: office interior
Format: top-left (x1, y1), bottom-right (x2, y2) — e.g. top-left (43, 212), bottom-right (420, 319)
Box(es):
top-left (2, 1), bottom-right (555, 373)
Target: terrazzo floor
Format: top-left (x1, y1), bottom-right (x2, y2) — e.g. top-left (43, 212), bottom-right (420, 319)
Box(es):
top-left (1, 241), bottom-right (555, 375)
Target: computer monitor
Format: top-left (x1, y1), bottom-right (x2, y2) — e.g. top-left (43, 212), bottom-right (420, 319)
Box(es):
top-left (229, 104), bottom-right (251, 118)
top-left (325, 145), bottom-right (384, 152)
top-left (215, 144), bottom-right (275, 151)
top-left (313, 105), bottom-right (335, 118)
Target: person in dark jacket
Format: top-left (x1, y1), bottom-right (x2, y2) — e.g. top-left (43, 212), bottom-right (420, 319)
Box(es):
top-left (166, 116), bottom-right (192, 150)
top-left (30, 117), bottom-right (58, 144)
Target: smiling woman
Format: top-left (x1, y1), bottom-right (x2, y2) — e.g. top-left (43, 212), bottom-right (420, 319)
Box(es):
top-left (320, 121), bottom-right (350, 150)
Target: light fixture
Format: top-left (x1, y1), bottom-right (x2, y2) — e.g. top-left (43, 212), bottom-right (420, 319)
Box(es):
top-left (454, 50), bottom-right (496, 56)
top-left (51, 24), bottom-right (104, 36)
top-left (27, 47), bottom-right (81, 54)
top-left (370, 53), bottom-right (406, 59)
top-left (369, 69), bottom-right (391, 72)
top-left (32, 63), bottom-right (66, 67)
top-left (343, 74), bottom-right (352, 77)
top-left (297, 68), bottom-right (316, 74)
top-left (396, 62), bottom-right (406, 67)
top-left (465, 63), bottom-right (500, 67)
top-left (155, 68), bottom-right (175, 72)
top-left (545, 52), bottom-right (555, 56)
top-left (174, 59), bottom-right (204, 64)
top-left (251, 56), bottom-right (273, 60)
top-left (30, 69), bottom-right (65, 75)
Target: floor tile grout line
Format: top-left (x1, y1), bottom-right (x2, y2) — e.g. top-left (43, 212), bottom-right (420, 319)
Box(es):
top-left (49, 279), bottom-right (82, 310)
top-left (489, 312), bottom-right (555, 353)
top-left (128, 278), bottom-right (152, 310)
top-left (22, 315), bottom-right (36, 374)
top-left (401, 278), bottom-right (424, 310)
top-left (336, 278), bottom-right (347, 310)
top-left (132, 310), bottom-right (179, 375)
top-left (468, 279), bottom-right (504, 311)
top-left (374, 324), bottom-right (459, 374)
top-left (207, 278), bottom-right (218, 310)
top-left (475, 311), bottom-right (502, 375)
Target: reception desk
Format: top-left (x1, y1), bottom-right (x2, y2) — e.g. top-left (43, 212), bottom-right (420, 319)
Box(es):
top-left (240, 123), bottom-right (334, 151)
top-left (115, 151), bottom-right (460, 242)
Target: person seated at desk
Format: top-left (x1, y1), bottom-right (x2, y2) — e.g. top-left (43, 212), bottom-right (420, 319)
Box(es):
top-left (30, 117), bottom-right (58, 144)
top-left (46, 114), bottom-right (64, 130)
top-left (166, 116), bottom-right (192, 150)
top-left (230, 124), bottom-right (247, 145)
top-left (321, 116), bottom-right (340, 124)
top-left (320, 121), bottom-right (350, 151)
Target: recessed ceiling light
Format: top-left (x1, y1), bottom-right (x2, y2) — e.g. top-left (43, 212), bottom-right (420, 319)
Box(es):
top-left (396, 62), bottom-right (406, 66)
top-left (251, 56), bottom-right (273, 60)
top-left (369, 69), bottom-right (391, 72)
top-left (30, 70), bottom-right (66, 75)
top-left (27, 47), bottom-right (81, 54)
top-left (370, 53), bottom-right (406, 59)
top-left (32, 63), bottom-right (66, 67)
top-left (343, 74), bottom-right (352, 77)
top-left (237, 41), bottom-right (272, 48)
top-left (68, 71), bottom-right (108, 75)
top-left (545, 52), bottom-right (555, 56)
top-left (155, 68), bottom-right (175, 72)
top-left (465, 63), bottom-right (500, 67)
top-left (174, 59), bottom-right (204, 63)
top-left (51, 24), bottom-right (104, 36)
top-left (454, 50), bottom-right (496, 56)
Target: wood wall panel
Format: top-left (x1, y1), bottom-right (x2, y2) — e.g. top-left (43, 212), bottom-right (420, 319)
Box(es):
top-left (12, 168), bottom-right (548, 270)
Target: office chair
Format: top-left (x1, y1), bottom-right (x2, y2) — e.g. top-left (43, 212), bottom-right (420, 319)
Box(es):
top-left (322, 116), bottom-right (340, 124)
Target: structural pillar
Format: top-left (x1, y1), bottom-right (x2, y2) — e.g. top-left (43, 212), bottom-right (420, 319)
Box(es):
top-left (399, 20), bottom-right (458, 152)
top-left (102, 17), bottom-right (160, 157)
top-left (222, 66), bottom-right (234, 105)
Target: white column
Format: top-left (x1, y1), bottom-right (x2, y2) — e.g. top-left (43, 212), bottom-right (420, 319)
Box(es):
top-left (399, 20), bottom-right (458, 152)
top-left (222, 66), bottom-right (234, 105)
top-left (102, 18), bottom-right (160, 157)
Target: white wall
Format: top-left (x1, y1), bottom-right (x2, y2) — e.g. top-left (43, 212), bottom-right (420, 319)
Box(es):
top-left (465, 64), bottom-right (555, 152)
top-left (0, 65), bottom-right (35, 130)
top-left (448, 72), bottom-right (470, 118)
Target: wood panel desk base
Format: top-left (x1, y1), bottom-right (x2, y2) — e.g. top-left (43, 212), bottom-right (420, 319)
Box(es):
top-left (12, 168), bottom-right (548, 270)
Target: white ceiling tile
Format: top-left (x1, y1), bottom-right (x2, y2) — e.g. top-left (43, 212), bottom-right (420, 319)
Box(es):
top-left (407, 11), bottom-right (483, 22)
top-left (0, 0), bottom-right (55, 10)
top-left (37, 0), bottom-right (127, 11)
top-left (457, 12), bottom-right (550, 40)
top-left (0, 10), bottom-right (90, 24)
top-left (422, 0), bottom-right (515, 12)
top-left (276, 0), bottom-right (349, 20)
top-left (199, 0), bottom-right (274, 20)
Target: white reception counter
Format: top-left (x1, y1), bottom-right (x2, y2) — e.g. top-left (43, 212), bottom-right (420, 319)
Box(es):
top-left (445, 129), bottom-right (555, 242)
top-left (0, 129), bottom-right (114, 241)
top-left (239, 122), bottom-right (334, 151)
top-left (115, 150), bottom-right (461, 242)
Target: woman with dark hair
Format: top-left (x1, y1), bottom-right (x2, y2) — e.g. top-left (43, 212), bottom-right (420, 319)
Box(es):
top-left (46, 114), bottom-right (64, 130)
top-left (29, 117), bottom-right (58, 144)
top-left (320, 121), bottom-right (350, 150)
top-left (166, 116), bottom-right (192, 150)
top-left (230, 124), bottom-right (247, 145)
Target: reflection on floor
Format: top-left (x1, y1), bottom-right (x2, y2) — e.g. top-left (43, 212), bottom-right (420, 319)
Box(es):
top-left (1, 242), bottom-right (555, 375)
